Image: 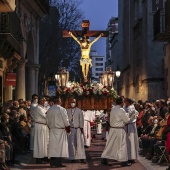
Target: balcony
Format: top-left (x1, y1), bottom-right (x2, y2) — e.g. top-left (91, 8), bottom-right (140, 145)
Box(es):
top-left (0, 0), bottom-right (16, 12)
top-left (153, 1), bottom-right (170, 41)
top-left (0, 13), bottom-right (20, 59)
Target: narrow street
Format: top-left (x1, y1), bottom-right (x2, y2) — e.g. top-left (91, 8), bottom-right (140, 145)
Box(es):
top-left (10, 134), bottom-right (163, 170)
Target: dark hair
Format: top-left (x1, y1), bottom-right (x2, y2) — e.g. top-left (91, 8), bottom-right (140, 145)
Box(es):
top-left (53, 97), bottom-right (61, 104)
top-left (138, 100), bottom-right (143, 105)
top-left (126, 98), bottom-right (133, 104)
top-left (19, 115), bottom-right (26, 121)
top-left (116, 97), bottom-right (124, 105)
top-left (32, 94), bottom-right (38, 100)
top-left (38, 97), bottom-right (46, 104)
top-left (160, 99), bottom-right (166, 105)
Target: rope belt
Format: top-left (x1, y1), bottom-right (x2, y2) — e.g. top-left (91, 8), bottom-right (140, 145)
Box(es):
top-left (110, 126), bottom-right (124, 129)
top-left (35, 122), bottom-right (47, 125)
top-left (85, 120), bottom-right (90, 122)
top-left (71, 127), bottom-right (80, 129)
top-left (50, 127), bottom-right (65, 129)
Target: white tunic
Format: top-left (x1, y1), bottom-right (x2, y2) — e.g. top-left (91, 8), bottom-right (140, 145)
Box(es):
top-left (67, 107), bottom-right (86, 160)
top-left (29, 102), bottom-right (37, 150)
top-left (83, 110), bottom-right (93, 147)
top-left (47, 105), bottom-right (70, 157)
top-left (124, 105), bottom-right (139, 160)
top-left (33, 105), bottom-right (49, 158)
top-left (101, 105), bottom-right (131, 162)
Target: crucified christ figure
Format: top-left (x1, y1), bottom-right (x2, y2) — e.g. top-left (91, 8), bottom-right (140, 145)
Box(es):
top-left (69, 31), bottom-right (104, 83)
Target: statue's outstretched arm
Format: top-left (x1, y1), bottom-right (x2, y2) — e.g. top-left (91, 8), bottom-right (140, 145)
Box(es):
top-left (69, 31), bottom-right (81, 45)
top-left (91, 33), bottom-right (104, 45)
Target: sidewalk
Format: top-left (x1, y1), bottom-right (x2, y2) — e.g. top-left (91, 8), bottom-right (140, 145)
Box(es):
top-left (139, 155), bottom-right (168, 170)
top-left (10, 135), bottom-right (168, 170)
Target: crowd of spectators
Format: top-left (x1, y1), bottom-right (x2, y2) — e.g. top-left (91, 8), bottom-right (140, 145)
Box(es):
top-left (134, 98), bottom-right (170, 170)
top-left (0, 98), bottom-right (35, 170)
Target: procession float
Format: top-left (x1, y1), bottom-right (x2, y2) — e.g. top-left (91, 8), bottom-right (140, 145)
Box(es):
top-left (54, 20), bottom-right (118, 110)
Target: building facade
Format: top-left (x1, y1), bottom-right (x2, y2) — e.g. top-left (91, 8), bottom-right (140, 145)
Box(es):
top-left (107, 0), bottom-right (165, 101)
top-left (153, 0), bottom-right (170, 98)
top-left (106, 17), bottom-right (118, 69)
top-left (91, 50), bottom-right (105, 82)
top-left (0, 0), bottom-right (49, 102)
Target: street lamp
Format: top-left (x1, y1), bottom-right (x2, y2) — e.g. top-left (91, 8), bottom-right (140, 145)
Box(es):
top-left (99, 75), bottom-right (104, 85)
top-left (55, 67), bottom-right (69, 87)
top-left (115, 65), bottom-right (121, 95)
top-left (103, 67), bottom-right (115, 87)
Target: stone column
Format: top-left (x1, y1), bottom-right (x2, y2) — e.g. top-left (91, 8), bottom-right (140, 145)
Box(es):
top-left (15, 59), bottom-right (27, 100)
top-left (5, 86), bottom-right (13, 101)
top-left (35, 67), bottom-right (39, 94)
top-left (26, 64), bottom-right (40, 100)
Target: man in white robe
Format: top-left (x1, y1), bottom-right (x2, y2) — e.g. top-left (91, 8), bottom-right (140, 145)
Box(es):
top-left (124, 98), bottom-right (139, 163)
top-left (101, 97), bottom-right (135, 167)
top-left (29, 94), bottom-right (38, 151)
top-left (83, 110), bottom-right (93, 148)
top-left (47, 97), bottom-right (70, 168)
top-left (33, 97), bottom-right (49, 164)
top-left (67, 98), bottom-right (86, 163)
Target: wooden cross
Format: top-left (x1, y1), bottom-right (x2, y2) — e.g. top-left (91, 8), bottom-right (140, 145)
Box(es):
top-left (63, 20), bottom-right (108, 37)
top-left (63, 20), bottom-right (108, 83)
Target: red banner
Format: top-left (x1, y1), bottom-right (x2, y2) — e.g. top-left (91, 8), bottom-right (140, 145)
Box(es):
top-left (5, 73), bottom-right (16, 86)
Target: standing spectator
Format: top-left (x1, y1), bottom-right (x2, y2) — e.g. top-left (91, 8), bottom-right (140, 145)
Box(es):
top-left (18, 99), bottom-right (23, 105)
top-left (159, 99), bottom-right (167, 119)
top-left (47, 97), bottom-right (70, 168)
top-left (137, 105), bottom-right (144, 137)
top-left (18, 104), bottom-right (27, 120)
top-left (11, 101), bottom-right (19, 113)
top-left (67, 98), bottom-right (86, 163)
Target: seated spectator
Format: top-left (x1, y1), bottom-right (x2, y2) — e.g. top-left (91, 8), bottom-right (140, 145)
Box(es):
top-left (0, 114), bottom-right (14, 167)
top-left (159, 99), bottom-right (167, 119)
top-left (164, 109), bottom-right (170, 170)
top-left (0, 139), bottom-right (9, 170)
top-left (20, 115), bottom-right (30, 135)
top-left (139, 116), bottom-right (159, 156)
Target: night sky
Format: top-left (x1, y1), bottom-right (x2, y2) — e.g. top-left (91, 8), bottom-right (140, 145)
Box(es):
top-left (79, 0), bottom-right (118, 57)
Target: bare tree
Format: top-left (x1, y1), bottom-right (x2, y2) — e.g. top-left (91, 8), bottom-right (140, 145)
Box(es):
top-left (39, 0), bottom-right (84, 85)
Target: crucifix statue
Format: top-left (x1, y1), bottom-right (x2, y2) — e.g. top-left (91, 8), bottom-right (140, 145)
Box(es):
top-left (63, 20), bottom-right (108, 83)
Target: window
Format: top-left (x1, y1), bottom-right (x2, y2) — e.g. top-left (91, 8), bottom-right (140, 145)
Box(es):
top-left (95, 58), bottom-right (103, 61)
top-left (95, 63), bottom-right (103, 66)
top-left (95, 73), bottom-right (102, 76)
top-left (95, 68), bottom-right (103, 71)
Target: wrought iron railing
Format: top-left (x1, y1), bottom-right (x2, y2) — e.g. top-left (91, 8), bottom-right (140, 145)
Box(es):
top-left (0, 13), bottom-right (10, 33)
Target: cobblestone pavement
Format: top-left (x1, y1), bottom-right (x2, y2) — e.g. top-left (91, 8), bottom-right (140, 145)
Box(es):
top-left (11, 135), bottom-right (168, 170)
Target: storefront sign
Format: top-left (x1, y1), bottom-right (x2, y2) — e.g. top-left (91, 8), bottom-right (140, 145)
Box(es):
top-left (5, 73), bottom-right (16, 86)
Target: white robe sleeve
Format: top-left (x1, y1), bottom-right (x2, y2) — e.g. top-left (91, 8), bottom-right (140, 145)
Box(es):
top-left (61, 107), bottom-right (70, 127)
top-left (121, 109), bottom-right (130, 124)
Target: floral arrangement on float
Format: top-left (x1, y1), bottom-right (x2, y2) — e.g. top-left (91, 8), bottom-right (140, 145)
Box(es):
top-left (56, 81), bottom-right (117, 99)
